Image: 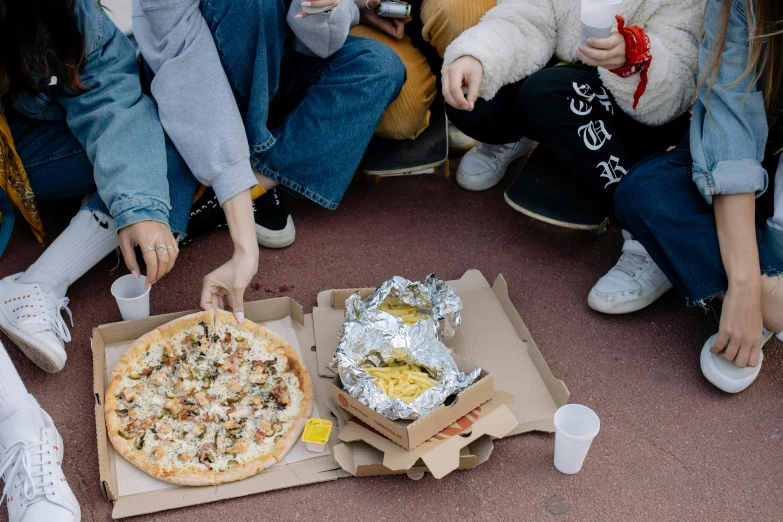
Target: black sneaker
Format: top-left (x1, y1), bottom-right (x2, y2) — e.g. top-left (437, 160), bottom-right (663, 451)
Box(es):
top-left (183, 187), bottom-right (296, 249)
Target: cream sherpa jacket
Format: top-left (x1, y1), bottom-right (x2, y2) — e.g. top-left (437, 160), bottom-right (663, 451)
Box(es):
top-left (443, 0), bottom-right (705, 126)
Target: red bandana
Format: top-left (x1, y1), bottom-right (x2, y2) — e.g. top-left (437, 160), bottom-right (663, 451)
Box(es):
top-left (609, 15), bottom-right (652, 110)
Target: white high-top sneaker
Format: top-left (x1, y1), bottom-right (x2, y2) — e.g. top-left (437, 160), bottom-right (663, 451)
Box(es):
top-left (700, 329), bottom-right (776, 393)
top-left (588, 232), bottom-right (673, 314)
top-left (0, 398), bottom-right (80, 522)
top-left (0, 275), bottom-right (72, 373)
top-left (456, 138), bottom-right (534, 191)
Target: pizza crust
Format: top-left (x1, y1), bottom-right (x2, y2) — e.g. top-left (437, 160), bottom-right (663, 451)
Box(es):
top-left (105, 309), bottom-right (314, 486)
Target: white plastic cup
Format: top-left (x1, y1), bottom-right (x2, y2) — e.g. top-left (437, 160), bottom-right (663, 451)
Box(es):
top-left (580, 0), bottom-right (622, 45)
top-left (553, 404), bottom-right (600, 474)
top-left (111, 274), bottom-right (151, 321)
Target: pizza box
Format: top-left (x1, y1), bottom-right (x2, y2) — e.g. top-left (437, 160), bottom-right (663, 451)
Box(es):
top-left (330, 354), bottom-right (494, 450)
top-left (92, 297), bottom-right (351, 519)
top-left (330, 391), bottom-right (518, 479)
top-left (313, 270), bottom-right (570, 476)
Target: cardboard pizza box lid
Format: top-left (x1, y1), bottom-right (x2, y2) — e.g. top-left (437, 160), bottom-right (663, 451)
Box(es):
top-left (313, 270), bottom-right (569, 436)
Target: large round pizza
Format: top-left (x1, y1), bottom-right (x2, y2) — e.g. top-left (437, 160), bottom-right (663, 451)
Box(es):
top-left (105, 309), bottom-right (313, 486)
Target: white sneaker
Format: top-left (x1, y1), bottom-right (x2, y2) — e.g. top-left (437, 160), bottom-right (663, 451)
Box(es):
top-left (588, 233), bottom-right (673, 314)
top-left (456, 138), bottom-right (534, 191)
top-left (447, 121), bottom-right (477, 155)
top-left (0, 398), bottom-right (81, 522)
top-left (700, 330), bottom-right (775, 393)
top-left (0, 275), bottom-right (72, 373)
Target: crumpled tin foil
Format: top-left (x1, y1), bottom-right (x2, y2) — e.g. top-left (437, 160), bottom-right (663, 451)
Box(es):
top-left (332, 275), bottom-right (480, 420)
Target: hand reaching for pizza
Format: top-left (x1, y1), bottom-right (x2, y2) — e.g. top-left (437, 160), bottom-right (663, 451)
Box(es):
top-left (201, 254), bottom-right (258, 322)
top-left (200, 190), bottom-right (259, 321)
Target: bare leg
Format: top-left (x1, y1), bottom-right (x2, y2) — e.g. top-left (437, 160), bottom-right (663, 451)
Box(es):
top-left (253, 170), bottom-right (279, 191)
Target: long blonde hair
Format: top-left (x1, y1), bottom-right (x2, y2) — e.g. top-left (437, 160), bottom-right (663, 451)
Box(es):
top-left (702, 0), bottom-right (783, 111)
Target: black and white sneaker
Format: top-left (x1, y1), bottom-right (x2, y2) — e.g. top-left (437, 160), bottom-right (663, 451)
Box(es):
top-left (183, 188), bottom-right (296, 249)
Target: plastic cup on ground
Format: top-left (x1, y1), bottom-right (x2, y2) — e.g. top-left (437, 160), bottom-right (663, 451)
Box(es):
top-left (553, 404), bottom-right (600, 474)
top-left (111, 274), bottom-right (151, 321)
top-left (580, 0), bottom-right (622, 45)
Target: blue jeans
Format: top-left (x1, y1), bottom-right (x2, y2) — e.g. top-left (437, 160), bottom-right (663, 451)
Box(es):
top-left (4, 108), bottom-right (199, 237)
top-left (199, 0), bottom-right (406, 209)
top-left (615, 147), bottom-right (783, 305)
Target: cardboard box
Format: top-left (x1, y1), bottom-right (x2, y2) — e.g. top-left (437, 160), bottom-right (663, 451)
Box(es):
top-left (93, 270), bottom-right (568, 517)
top-left (333, 391), bottom-right (518, 478)
top-left (93, 298), bottom-right (349, 519)
top-left (329, 398), bottom-right (495, 478)
top-left (313, 270), bottom-right (570, 469)
top-left (331, 355), bottom-right (495, 450)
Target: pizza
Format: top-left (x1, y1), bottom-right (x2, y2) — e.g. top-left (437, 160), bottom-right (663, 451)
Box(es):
top-left (104, 309), bottom-right (313, 486)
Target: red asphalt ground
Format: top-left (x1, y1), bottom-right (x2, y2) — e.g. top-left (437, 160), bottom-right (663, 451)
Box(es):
top-left (1, 159), bottom-right (782, 522)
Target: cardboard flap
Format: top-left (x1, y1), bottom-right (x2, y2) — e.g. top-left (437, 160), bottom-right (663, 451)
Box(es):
top-left (337, 392), bottom-right (516, 478)
top-left (420, 406), bottom-right (517, 478)
top-left (448, 270), bottom-right (568, 434)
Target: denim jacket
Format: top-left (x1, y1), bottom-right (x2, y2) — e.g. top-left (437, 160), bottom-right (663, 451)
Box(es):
top-left (9, 0), bottom-right (170, 229)
top-left (690, 0), bottom-right (770, 204)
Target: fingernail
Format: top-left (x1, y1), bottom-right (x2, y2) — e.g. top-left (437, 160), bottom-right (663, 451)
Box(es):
top-left (302, 1), bottom-right (311, 5)
top-left (132, 270), bottom-right (139, 280)
top-left (236, 312), bottom-right (245, 323)
top-left (295, 13), bottom-right (303, 18)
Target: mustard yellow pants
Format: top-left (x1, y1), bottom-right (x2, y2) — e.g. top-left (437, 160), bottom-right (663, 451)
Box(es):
top-left (350, 0), bottom-right (496, 140)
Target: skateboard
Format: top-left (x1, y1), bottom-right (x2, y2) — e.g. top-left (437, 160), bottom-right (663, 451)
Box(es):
top-left (358, 98), bottom-right (449, 185)
top-left (504, 145), bottom-right (609, 235)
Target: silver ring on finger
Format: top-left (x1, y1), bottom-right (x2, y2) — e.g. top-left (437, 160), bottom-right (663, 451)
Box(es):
top-left (166, 245), bottom-right (175, 250)
top-left (142, 247), bottom-right (155, 254)
top-left (155, 245), bottom-right (168, 256)
top-left (365, 0), bottom-right (371, 9)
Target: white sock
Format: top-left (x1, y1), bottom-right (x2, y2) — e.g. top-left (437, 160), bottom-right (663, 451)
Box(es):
top-left (18, 209), bottom-right (120, 295)
top-left (0, 340), bottom-right (30, 421)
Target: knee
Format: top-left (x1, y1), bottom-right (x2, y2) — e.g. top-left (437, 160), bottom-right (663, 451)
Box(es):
top-left (421, 0), bottom-right (495, 56)
top-left (614, 156), bottom-right (666, 225)
top-left (356, 40), bottom-right (407, 94)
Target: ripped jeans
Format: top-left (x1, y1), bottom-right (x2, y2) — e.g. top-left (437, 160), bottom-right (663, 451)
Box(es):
top-left (615, 146), bottom-right (783, 305)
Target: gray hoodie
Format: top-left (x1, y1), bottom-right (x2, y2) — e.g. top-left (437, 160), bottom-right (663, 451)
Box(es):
top-left (131, 0), bottom-right (358, 205)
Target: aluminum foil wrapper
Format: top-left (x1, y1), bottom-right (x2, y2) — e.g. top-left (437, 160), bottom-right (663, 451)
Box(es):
top-left (333, 275), bottom-right (479, 420)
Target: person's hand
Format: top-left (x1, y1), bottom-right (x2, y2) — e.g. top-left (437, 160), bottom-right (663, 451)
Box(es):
top-left (577, 28), bottom-right (627, 70)
top-left (356, 0), bottom-right (410, 39)
top-left (199, 189), bottom-right (258, 322)
top-left (712, 280), bottom-right (764, 368)
top-left (296, 0), bottom-right (339, 18)
top-left (118, 221), bottom-right (179, 287)
top-left (200, 250), bottom-right (258, 322)
top-left (442, 55), bottom-right (483, 111)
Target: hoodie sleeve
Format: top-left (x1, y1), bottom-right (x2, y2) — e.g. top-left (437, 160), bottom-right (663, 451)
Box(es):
top-left (287, 0), bottom-right (360, 59)
top-left (442, 0), bottom-right (557, 101)
top-left (132, 0), bottom-right (257, 205)
top-left (597, 0), bottom-right (705, 126)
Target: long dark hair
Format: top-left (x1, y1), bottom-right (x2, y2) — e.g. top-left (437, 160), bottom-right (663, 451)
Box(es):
top-left (702, 0), bottom-right (783, 111)
top-left (0, 0), bottom-right (89, 98)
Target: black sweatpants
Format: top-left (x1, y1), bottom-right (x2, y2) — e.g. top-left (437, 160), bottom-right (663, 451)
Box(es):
top-left (447, 64), bottom-right (691, 214)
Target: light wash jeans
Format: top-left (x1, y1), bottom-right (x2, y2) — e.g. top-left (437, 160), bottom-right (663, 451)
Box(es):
top-left (198, 0), bottom-right (406, 209)
top-left (4, 106), bottom-right (199, 237)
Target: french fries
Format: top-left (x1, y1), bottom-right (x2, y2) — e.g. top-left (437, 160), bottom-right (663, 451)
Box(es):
top-left (362, 364), bottom-right (438, 404)
top-left (378, 299), bottom-right (425, 325)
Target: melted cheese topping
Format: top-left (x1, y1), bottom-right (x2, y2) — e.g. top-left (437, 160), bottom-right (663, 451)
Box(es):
top-left (112, 321), bottom-right (304, 474)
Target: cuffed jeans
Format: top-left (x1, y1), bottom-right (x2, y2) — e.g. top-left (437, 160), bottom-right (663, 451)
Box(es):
top-left (199, 0), bottom-right (406, 209)
top-left (615, 146), bottom-right (783, 305)
top-left (4, 108), bottom-right (199, 237)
